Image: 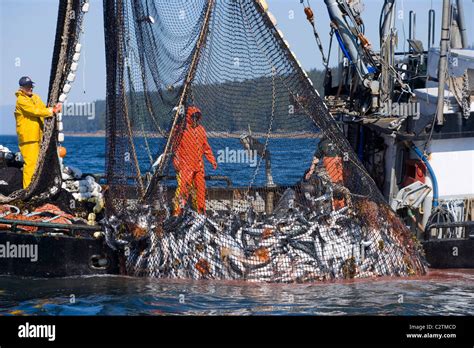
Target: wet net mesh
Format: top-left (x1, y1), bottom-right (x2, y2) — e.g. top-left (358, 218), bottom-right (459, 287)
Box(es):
top-left (103, 0), bottom-right (426, 282)
top-left (0, 0), bottom-right (87, 204)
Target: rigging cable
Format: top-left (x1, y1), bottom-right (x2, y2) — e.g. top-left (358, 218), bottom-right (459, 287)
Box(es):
top-left (301, 0), bottom-right (329, 68)
top-left (399, 0), bottom-right (407, 57)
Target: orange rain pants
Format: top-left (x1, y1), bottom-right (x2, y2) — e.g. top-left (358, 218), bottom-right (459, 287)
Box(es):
top-left (174, 169), bottom-right (207, 215)
top-left (172, 106), bottom-right (216, 216)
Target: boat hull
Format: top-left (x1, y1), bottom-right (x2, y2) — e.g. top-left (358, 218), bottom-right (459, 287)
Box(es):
top-left (422, 239), bottom-right (474, 268)
top-left (0, 231), bottom-right (119, 278)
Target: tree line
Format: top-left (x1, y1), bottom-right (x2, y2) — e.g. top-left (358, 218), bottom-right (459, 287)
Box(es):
top-left (63, 69), bottom-right (327, 134)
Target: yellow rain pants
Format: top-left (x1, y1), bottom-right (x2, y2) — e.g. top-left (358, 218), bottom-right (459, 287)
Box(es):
top-left (19, 141), bottom-right (41, 188)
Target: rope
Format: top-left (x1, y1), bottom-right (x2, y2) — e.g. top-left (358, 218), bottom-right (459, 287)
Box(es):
top-left (144, 0), bottom-right (215, 200)
top-left (246, 66), bottom-right (276, 195)
top-left (120, 3), bottom-right (145, 197)
top-left (0, 0), bottom-right (87, 204)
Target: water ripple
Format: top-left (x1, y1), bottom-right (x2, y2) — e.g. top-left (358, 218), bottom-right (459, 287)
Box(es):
top-left (0, 270), bottom-right (472, 315)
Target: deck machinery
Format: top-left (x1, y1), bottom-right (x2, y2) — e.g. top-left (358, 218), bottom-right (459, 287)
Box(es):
top-left (305, 0), bottom-right (474, 267)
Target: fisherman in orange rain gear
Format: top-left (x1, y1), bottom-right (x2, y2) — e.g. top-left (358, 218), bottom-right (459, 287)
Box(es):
top-left (14, 76), bottom-right (62, 188)
top-left (312, 138), bottom-right (347, 210)
top-left (172, 106), bottom-right (217, 216)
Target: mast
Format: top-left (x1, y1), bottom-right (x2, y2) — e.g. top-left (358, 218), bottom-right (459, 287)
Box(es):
top-left (436, 0), bottom-right (451, 125)
top-left (456, 0), bottom-right (468, 48)
top-left (380, 0), bottom-right (396, 105)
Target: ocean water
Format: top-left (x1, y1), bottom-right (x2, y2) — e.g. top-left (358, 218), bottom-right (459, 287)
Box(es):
top-left (0, 270), bottom-right (473, 315)
top-left (1, 135), bottom-right (473, 316)
top-left (0, 135), bottom-right (317, 187)
top-left (1, 135), bottom-right (107, 174)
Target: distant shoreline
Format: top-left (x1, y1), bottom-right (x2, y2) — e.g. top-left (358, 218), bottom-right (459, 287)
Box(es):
top-left (3, 132), bottom-right (321, 139)
top-left (64, 131), bottom-right (321, 139)
top-left (65, 132), bottom-right (106, 137)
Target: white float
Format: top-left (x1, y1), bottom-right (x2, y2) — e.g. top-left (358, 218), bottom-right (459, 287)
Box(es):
top-left (58, 93), bottom-right (67, 102)
top-left (67, 73), bottom-right (76, 82)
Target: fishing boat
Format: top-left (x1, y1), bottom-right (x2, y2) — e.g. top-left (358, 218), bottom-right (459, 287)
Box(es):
top-left (2, 0), bottom-right (464, 280)
top-left (0, 0), bottom-right (117, 277)
top-left (303, 0), bottom-right (473, 268)
top-left (0, 220), bottom-right (118, 277)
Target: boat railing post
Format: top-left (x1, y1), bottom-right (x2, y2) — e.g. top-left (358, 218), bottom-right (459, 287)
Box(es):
top-left (428, 9), bottom-right (435, 49)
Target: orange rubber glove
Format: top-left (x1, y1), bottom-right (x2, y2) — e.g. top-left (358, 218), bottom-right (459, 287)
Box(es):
top-left (52, 103), bottom-right (62, 114)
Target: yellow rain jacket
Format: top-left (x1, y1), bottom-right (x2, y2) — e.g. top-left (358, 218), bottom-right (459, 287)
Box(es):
top-left (14, 90), bottom-right (53, 188)
top-left (14, 90), bottom-right (53, 144)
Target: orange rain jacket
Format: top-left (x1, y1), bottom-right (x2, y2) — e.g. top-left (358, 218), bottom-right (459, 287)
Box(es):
top-left (172, 106), bottom-right (217, 215)
top-left (172, 106), bottom-right (217, 172)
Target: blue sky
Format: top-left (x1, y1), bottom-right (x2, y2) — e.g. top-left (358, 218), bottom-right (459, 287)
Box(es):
top-left (1, 0), bottom-right (473, 134)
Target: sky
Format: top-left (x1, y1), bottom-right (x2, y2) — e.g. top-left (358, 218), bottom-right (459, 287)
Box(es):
top-left (1, 0), bottom-right (473, 134)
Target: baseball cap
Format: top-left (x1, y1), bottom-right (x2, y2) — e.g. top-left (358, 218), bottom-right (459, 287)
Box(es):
top-left (19, 76), bottom-right (35, 87)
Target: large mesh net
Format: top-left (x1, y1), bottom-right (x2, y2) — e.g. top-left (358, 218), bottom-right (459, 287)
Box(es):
top-left (103, 0), bottom-right (426, 282)
top-left (0, 0), bottom-right (87, 204)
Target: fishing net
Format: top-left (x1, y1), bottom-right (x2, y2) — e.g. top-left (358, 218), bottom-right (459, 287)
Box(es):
top-left (103, 0), bottom-right (426, 282)
top-left (0, 0), bottom-right (88, 204)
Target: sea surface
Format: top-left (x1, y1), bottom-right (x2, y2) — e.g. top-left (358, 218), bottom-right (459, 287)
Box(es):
top-left (0, 270), bottom-right (473, 315)
top-left (0, 134), bottom-right (318, 187)
top-left (1, 135), bottom-right (108, 175)
top-left (0, 135), bottom-right (473, 316)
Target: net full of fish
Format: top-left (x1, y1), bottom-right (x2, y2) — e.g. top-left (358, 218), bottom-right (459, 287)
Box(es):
top-left (98, 0), bottom-right (428, 283)
top-left (103, 191), bottom-right (427, 283)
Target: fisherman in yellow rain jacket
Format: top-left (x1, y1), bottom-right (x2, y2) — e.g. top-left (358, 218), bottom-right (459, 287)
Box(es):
top-left (14, 76), bottom-right (62, 188)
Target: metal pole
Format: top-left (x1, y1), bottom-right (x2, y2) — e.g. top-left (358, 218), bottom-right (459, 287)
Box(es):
top-left (428, 9), bottom-right (435, 49)
top-left (409, 11), bottom-right (416, 41)
top-left (436, 0), bottom-right (451, 125)
top-left (324, 0), bottom-right (369, 79)
top-left (380, 0), bottom-right (396, 104)
top-left (456, 0), bottom-right (468, 48)
top-left (380, 0), bottom-right (396, 45)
